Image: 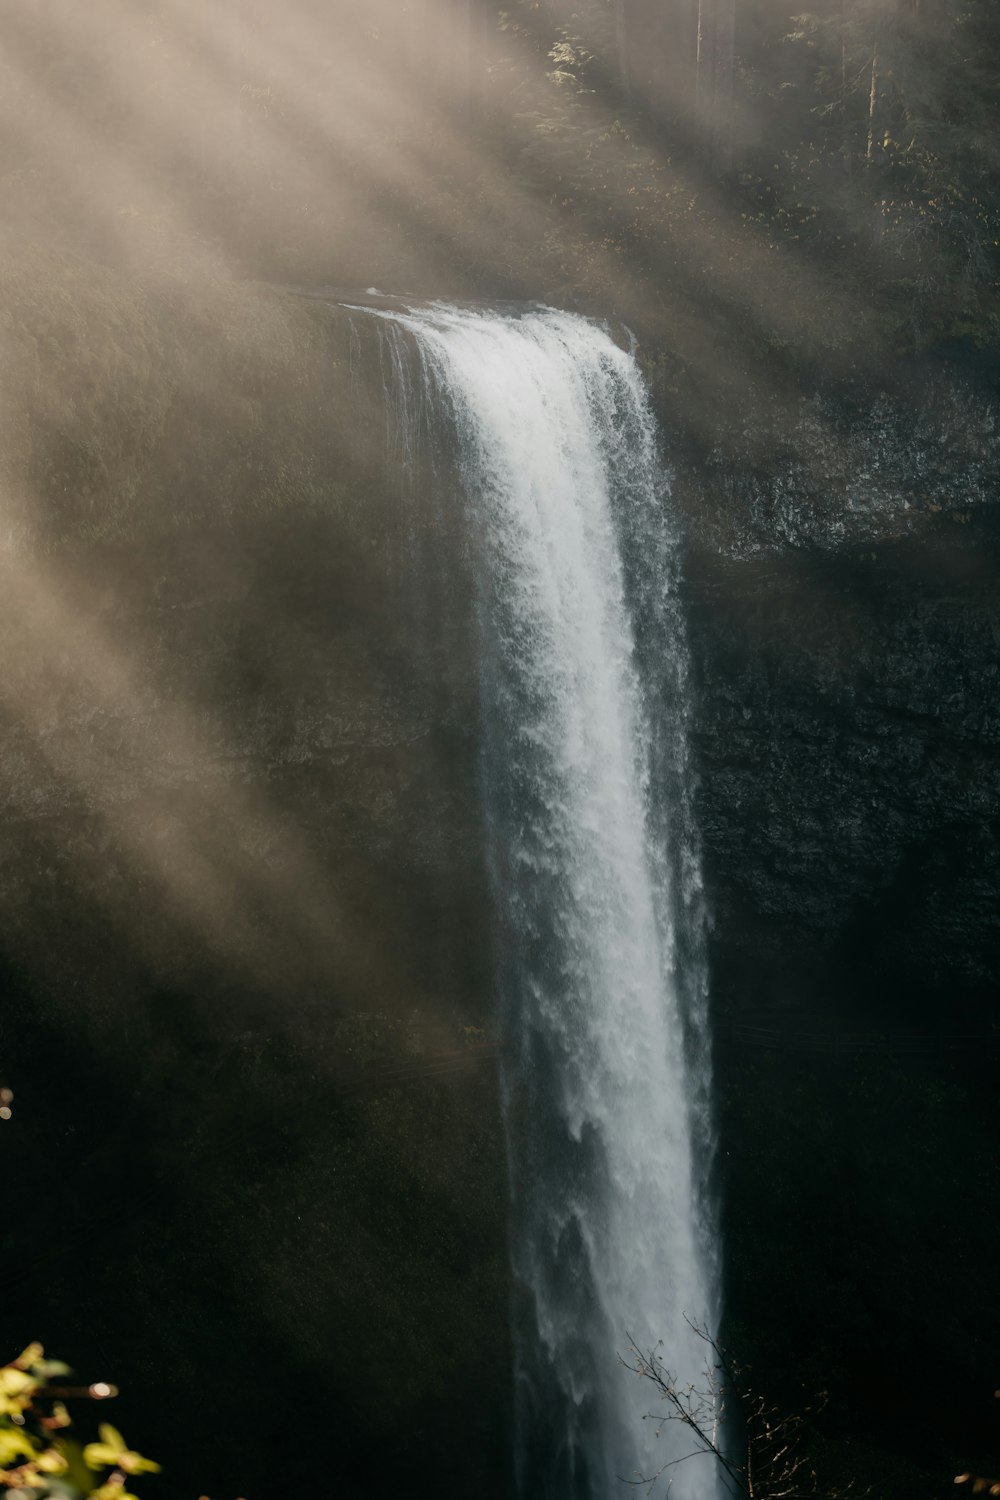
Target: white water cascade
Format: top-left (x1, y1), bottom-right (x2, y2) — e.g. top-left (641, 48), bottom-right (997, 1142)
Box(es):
top-left (362, 303), bottom-right (721, 1500)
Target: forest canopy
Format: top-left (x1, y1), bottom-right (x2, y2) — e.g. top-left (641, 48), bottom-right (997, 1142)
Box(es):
top-left (1, 0), bottom-right (997, 376)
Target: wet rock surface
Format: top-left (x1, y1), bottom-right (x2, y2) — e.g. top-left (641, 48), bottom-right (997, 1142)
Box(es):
top-left (672, 404), bottom-right (1000, 1494)
top-left (684, 518), bottom-right (1000, 1027)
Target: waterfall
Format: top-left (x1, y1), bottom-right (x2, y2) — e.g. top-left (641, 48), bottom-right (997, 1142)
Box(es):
top-left (358, 302), bottom-right (720, 1499)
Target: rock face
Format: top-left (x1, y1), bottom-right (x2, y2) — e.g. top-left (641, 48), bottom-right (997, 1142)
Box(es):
top-left (621, 353), bottom-right (1000, 1026)
top-left (667, 382), bottom-right (1000, 1493)
top-left (684, 523), bottom-right (1000, 1025)
top-left (1, 250), bottom-right (997, 1496)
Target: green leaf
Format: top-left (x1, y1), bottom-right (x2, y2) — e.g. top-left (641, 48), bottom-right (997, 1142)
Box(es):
top-left (97, 1425), bottom-right (126, 1456)
top-left (84, 1441), bottom-right (123, 1469)
top-left (0, 1427), bottom-right (36, 1463)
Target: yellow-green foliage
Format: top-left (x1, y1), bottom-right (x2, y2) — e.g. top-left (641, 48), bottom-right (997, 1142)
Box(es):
top-left (0, 1343), bottom-right (159, 1500)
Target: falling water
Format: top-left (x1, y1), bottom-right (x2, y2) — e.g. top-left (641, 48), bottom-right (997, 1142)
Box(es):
top-left (359, 302), bottom-right (720, 1500)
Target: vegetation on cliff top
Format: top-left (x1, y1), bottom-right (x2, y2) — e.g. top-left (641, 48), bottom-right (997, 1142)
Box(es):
top-left (2, 2), bottom-right (997, 375)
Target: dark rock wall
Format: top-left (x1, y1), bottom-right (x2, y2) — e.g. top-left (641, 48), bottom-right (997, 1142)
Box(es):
top-left (686, 528), bottom-right (1000, 1022)
top-left (669, 388), bottom-right (1000, 1493)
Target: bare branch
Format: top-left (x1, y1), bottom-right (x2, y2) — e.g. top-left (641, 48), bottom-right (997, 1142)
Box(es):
top-left (621, 1320), bottom-right (865, 1500)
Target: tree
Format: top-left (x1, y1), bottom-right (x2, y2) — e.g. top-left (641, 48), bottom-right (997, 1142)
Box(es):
top-left (621, 1321), bottom-right (860, 1500)
top-left (0, 1341), bottom-right (236, 1500)
top-left (695, 0), bottom-right (737, 173)
top-left (953, 1391), bottom-right (1000, 1498)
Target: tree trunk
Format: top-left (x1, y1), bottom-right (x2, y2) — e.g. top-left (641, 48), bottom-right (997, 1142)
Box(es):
top-left (227, 0), bottom-right (246, 187)
top-left (617, 0), bottom-right (687, 119)
top-left (614, 0), bottom-right (629, 94)
top-left (696, 0), bottom-right (736, 174)
top-left (696, 0), bottom-right (716, 124)
top-left (675, 0), bottom-right (702, 100)
top-left (866, 38), bottom-right (879, 162)
top-left (712, 0), bottom-right (736, 173)
top-left (841, 0), bottom-right (852, 176)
